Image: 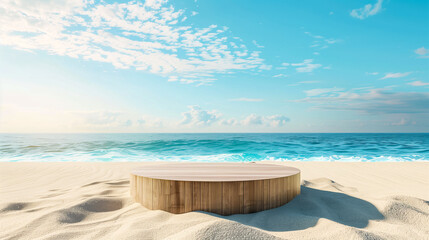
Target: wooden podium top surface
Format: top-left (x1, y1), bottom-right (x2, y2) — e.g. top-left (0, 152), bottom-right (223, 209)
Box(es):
top-left (131, 163), bottom-right (300, 182)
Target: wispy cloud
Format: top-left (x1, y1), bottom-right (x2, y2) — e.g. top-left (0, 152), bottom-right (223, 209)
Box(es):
top-left (0, 0), bottom-right (267, 85)
top-left (304, 32), bottom-right (341, 50)
top-left (273, 74), bottom-right (288, 78)
top-left (366, 72), bottom-right (379, 75)
top-left (350, 0), bottom-right (383, 19)
top-left (298, 81), bottom-right (319, 84)
top-left (380, 72), bottom-right (412, 80)
top-left (415, 47), bottom-right (429, 58)
top-left (230, 98), bottom-right (264, 102)
top-left (390, 118), bottom-right (416, 126)
top-left (297, 88), bottom-right (429, 114)
top-left (304, 87), bottom-right (343, 97)
top-left (252, 40), bottom-right (264, 48)
top-left (284, 59), bottom-right (322, 73)
top-left (408, 81), bottom-right (429, 87)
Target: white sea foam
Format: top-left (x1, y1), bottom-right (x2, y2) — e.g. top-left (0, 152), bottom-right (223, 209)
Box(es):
top-left (1, 133), bottom-right (428, 162)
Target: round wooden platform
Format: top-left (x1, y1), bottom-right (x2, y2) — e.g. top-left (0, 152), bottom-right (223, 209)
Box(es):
top-left (130, 163), bottom-right (300, 215)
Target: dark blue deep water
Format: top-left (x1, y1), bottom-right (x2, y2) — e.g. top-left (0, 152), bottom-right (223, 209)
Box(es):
top-left (0, 133), bottom-right (428, 162)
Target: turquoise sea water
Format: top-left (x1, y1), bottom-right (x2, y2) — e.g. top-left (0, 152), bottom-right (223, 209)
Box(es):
top-left (0, 133), bottom-right (428, 162)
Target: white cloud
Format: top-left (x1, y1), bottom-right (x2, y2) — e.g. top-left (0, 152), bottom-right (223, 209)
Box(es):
top-left (241, 114), bottom-right (290, 127)
top-left (168, 76), bottom-right (179, 82)
top-left (0, 0), bottom-right (267, 85)
top-left (415, 47), bottom-right (428, 55)
top-left (260, 64), bottom-right (272, 70)
top-left (297, 88), bottom-right (429, 114)
top-left (366, 72), bottom-right (379, 75)
top-left (391, 118), bottom-right (407, 126)
top-left (408, 81), bottom-right (429, 87)
top-left (66, 107), bottom-right (292, 131)
top-left (177, 107), bottom-right (291, 128)
top-left (179, 107), bottom-right (290, 129)
top-left (1, 101), bottom-right (292, 131)
top-left (350, 0), bottom-right (383, 19)
top-left (278, 59), bottom-right (322, 73)
top-left (265, 115), bottom-right (290, 127)
top-left (138, 115), bottom-right (164, 128)
top-left (304, 32), bottom-right (323, 39)
top-left (291, 59), bottom-right (322, 73)
top-left (304, 87), bottom-right (343, 97)
top-left (220, 118), bottom-right (238, 126)
top-left (252, 40), bottom-right (264, 48)
top-left (291, 59), bottom-right (310, 66)
top-left (390, 118), bottom-right (416, 126)
top-left (415, 47), bottom-right (429, 58)
top-left (304, 31), bottom-right (340, 50)
top-left (144, 0), bottom-right (168, 9)
top-left (299, 81), bottom-right (319, 84)
top-left (380, 72), bottom-right (412, 80)
top-left (241, 114), bottom-right (263, 125)
top-left (71, 111), bottom-right (132, 128)
top-left (180, 105), bottom-right (221, 126)
top-left (73, 111), bottom-right (120, 125)
top-left (230, 98), bottom-right (264, 102)
top-left (273, 74), bottom-right (288, 78)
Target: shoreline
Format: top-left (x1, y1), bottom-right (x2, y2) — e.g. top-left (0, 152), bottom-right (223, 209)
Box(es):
top-left (1, 162), bottom-right (428, 239)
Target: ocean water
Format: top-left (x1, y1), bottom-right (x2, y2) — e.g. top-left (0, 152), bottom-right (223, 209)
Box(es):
top-left (0, 133), bottom-right (428, 162)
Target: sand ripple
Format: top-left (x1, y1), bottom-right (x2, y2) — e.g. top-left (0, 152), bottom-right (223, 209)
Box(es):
top-left (1, 162), bottom-right (428, 239)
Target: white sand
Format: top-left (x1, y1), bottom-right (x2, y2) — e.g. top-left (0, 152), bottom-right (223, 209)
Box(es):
top-left (1, 162), bottom-right (428, 240)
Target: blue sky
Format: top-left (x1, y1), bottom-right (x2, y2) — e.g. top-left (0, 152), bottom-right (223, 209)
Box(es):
top-left (0, 0), bottom-right (428, 133)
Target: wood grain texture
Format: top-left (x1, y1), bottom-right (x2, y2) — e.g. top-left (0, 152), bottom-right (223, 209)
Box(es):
top-left (130, 163), bottom-right (300, 215)
top-left (142, 177), bottom-right (152, 210)
top-left (243, 180), bottom-right (255, 214)
top-left (184, 181), bottom-right (193, 212)
top-left (192, 182), bottom-right (201, 211)
top-left (222, 181), bottom-right (243, 215)
top-left (208, 182), bottom-right (222, 215)
top-left (200, 182), bottom-right (210, 212)
top-left (161, 179), bottom-right (170, 212)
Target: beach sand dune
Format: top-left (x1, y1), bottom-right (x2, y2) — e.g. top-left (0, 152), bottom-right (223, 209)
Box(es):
top-left (1, 162), bottom-right (428, 240)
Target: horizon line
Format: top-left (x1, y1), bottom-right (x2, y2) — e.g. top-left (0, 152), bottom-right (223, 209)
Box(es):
top-left (1, 132), bottom-right (428, 134)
